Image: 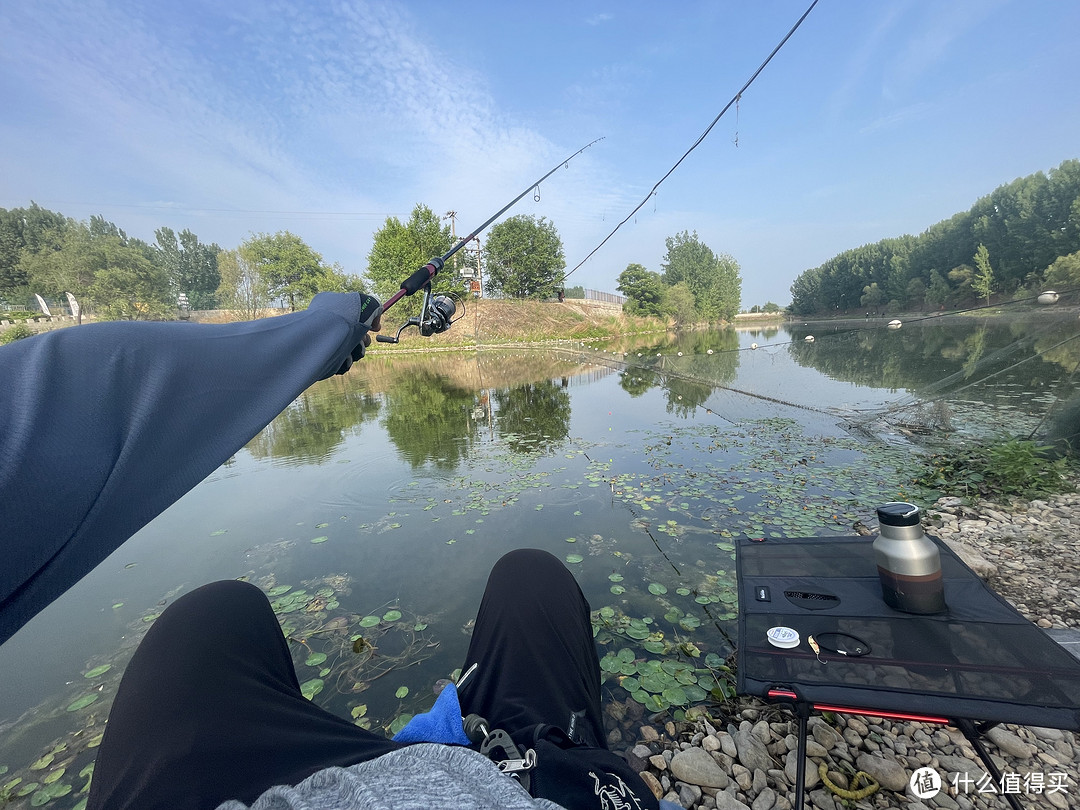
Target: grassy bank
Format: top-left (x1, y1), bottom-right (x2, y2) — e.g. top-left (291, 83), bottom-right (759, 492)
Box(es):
top-left (373, 298), bottom-right (668, 350)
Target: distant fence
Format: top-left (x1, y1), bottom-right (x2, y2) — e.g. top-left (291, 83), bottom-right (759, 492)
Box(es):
top-left (582, 289), bottom-right (626, 306)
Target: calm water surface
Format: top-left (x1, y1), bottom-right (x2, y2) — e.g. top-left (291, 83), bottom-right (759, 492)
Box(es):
top-left (3, 312), bottom-right (1078, 806)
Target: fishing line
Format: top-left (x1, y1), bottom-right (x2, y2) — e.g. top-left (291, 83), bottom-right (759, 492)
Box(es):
top-left (563, 0), bottom-right (820, 281)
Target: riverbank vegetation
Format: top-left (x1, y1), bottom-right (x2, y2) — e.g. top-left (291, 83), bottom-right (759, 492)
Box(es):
top-left (788, 158), bottom-right (1080, 316)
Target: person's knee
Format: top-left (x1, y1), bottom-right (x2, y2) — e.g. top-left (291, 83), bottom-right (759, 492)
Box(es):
top-left (491, 548), bottom-right (563, 580)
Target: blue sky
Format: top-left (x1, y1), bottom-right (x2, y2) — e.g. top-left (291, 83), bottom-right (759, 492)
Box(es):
top-left (1, 0), bottom-right (1077, 308)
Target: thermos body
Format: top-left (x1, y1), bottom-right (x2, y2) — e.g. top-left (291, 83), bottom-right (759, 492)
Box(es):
top-left (873, 502), bottom-right (947, 614)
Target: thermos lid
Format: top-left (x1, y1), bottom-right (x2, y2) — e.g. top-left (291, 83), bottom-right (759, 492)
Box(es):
top-left (876, 501), bottom-right (921, 527)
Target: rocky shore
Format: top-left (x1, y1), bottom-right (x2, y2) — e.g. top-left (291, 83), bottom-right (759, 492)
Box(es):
top-left (614, 492), bottom-right (1080, 810)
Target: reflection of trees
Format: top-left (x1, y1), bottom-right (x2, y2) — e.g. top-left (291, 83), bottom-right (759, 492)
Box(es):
top-left (786, 318), bottom-right (1080, 405)
top-left (247, 379), bottom-right (381, 463)
top-left (616, 329), bottom-right (740, 413)
top-left (493, 380), bottom-right (571, 452)
top-left (381, 371), bottom-right (480, 470)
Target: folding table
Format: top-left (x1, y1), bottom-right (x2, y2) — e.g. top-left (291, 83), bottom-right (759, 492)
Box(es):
top-left (735, 534), bottom-right (1080, 810)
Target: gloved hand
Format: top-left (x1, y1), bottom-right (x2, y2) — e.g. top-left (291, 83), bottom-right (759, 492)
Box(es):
top-left (330, 292), bottom-right (383, 376)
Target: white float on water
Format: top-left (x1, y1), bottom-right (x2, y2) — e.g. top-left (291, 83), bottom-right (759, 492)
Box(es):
top-left (1039, 291), bottom-right (1060, 305)
top-left (751, 343), bottom-right (758, 350)
top-left (804, 335), bottom-right (815, 343)
top-left (888, 319), bottom-right (903, 329)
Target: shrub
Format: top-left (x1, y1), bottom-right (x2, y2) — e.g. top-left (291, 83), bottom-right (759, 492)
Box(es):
top-left (0, 322), bottom-right (35, 345)
top-left (913, 436), bottom-right (1072, 500)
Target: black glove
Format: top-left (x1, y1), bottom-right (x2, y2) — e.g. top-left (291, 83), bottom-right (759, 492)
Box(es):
top-left (334, 293), bottom-right (383, 375)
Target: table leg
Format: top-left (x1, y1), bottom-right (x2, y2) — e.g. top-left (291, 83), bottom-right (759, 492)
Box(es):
top-left (955, 719), bottom-right (1024, 810)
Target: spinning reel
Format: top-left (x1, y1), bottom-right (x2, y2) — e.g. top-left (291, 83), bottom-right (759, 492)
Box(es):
top-left (376, 260), bottom-right (465, 345)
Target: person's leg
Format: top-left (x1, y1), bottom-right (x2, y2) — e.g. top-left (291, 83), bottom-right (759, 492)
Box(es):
top-left (456, 548), bottom-right (607, 748)
top-left (87, 580), bottom-right (403, 810)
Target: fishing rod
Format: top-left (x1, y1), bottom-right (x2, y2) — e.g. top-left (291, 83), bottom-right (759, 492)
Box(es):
top-left (375, 137), bottom-right (605, 345)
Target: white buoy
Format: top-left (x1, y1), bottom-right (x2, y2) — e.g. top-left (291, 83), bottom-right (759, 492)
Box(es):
top-left (1038, 291), bottom-right (1060, 305)
top-left (751, 342), bottom-right (758, 350)
top-left (804, 335), bottom-right (815, 343)
top-left (677, 351), bottom-right (683, 357)
top-left (706, 349), bottom-right (714, 355)
top-left (888, 319), bottom-right (903, 330)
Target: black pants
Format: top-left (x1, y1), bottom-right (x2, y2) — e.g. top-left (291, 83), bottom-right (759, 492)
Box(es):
top-left (87, 549), bottom-right (611, 810)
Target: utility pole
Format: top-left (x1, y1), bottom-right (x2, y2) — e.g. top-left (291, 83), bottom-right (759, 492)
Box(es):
top-left (444, 211), bottom-right (458, 279)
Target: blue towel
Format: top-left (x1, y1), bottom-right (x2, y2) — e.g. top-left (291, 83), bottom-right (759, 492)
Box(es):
top-left (392, 683), bottom-right (471, 746)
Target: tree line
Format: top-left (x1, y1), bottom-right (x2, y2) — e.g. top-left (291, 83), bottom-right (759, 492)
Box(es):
top-left (1, 200), bottom-right (742, 325)
top-left (615, 231), bottom-right (742, 325)
top-left (788, 159), bottom-right (1080, 315)
top-left (0, 204), bottom-right (364, 320)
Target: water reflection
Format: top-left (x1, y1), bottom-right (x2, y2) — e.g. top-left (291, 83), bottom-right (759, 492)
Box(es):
top-left (493, 380), bottom-right (571, 453)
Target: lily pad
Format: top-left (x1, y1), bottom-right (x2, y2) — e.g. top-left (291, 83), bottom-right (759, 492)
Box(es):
top-left (382, 610), bottom-right (402, 622)
top-left (66, 694), bottom-right (100, 712)
top-left (83, 664), bottom-right (111, 679)
top-left (300, 678), bottom-right (324, 700)
top-left (267, 585), bottom-right (292, 596)
top-left (359, 615), bottom-right (381, 628)
top-left (389, 714), bottom-right (413, 735)
top-left (648, 583), bottom-right (667, 595)
top-left (395, 686), bottom-right (409, 699)
top-left (305, 652), bottom-right (327, 667)
top-left (565, 554), bottom-right (583, 564)
top-left (310, 536), bottom-right (329, 544)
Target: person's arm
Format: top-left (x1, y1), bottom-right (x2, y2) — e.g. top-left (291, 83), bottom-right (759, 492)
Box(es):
top-left (0, 292), bottom-right (382, 645)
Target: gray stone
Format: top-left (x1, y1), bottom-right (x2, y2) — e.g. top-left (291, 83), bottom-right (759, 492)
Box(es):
top-left (735, 727), bottom-right (776, 774)
top-left (936, 754), bottom-right (981, 775)
top-left (930, 790), bottom-right (959, 810)
top-left (670, 747), bottom-right (731, 789)
top-left (713, 792), bottom-right (752, 810)
top-left (943, 539), bottom-right (997, 579)
top-left (810, 724), bottom-right (842, 750)
top-left (752, 720), bottom-right (772, 745)
top-left (986, 726), bottom-right (1034, 759)
top-left (855, 752), bottom-right (909, 792)
top-left (751, 786), bottom-right (777, 810)
top-left (783, 750), bottom-right (820, 790)
top-left (719, 731), bottom-right (738, 758)
top-left (808, 789), bottom-right (837, 810)
top-left (639, 771), bottom-right (663, 801)
top-left (702, 734), bottom-right (722, 753)
top-left (679, 782), bottom-right (703, 807)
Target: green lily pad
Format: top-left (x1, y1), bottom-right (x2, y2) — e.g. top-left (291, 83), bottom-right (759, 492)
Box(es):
top-left (359, 615), bottom-right (381, 627)
top-left (300, 679), bottom-right (324, 700)
top-left (42, 768), bottom-right (65, 785)
top-left (267, 585), bottom-right (292, 596)
top-left (643, 640), bottom-right (667, 654)
top-left (210, 529), bottom-right (227, 536)
top-left (610, 585), bottom-right (625, 595)
top-left (316, 587), bottom-right (334, 598)
top-left (305, 652), bottom-right (327, 667)
top-left (66, 694), bottom-right (99, 712)
top-left (316, 522), bottom-right (329, 529)
top-left (389, 714), bottom-right (413, 735)
top-left (565, 554), bottom-right (583, 564)
top-left (29, 754), bottom-right (54, 771)
top-left (83, 664), bottom-right (111, 679)
top-left (395, 686), bottom-right (409, 699)
top-left (351, 704), bottom-right (368, 719)
top-left (608, 574), bottom-right (624, 582)
top-left (648, 583), bottom-right (667, 595)
top-left (17, 782), bottom-right (40, 797)
top-left (382, 610), bottom-right (402, 622)
top-left (310, 536), bottom-right (329, 544)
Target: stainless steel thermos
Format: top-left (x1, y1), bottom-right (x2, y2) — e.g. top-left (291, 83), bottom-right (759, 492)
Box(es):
top-left (873, 502), bottom-right (947, 614)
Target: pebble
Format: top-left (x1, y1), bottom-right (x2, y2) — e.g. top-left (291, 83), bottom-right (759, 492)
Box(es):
top-left (606, 490), bottom-right (1080, 809)
top-left (671, 747), bottom-right (731, 789)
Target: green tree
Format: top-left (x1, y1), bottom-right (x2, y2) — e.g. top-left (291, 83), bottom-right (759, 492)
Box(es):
top-left (860, 282), bottom-right (885, 309)
top-left (90, 236), bottom-right (171, 320)
top-left (660, 231), bottom-right (741, 321)
top-left (155, 227), bottom-right (221, 310)
top-left (0, 204), bottom-right (68, 300)
top-left (366, 205), bottom-right (455, 311)
top-left (20, 222), bottom-right (96, 321)
top-left (616, 263), bottom-right (666, 317)
top-left (1043, 250), bottom-right (1080, 288)
top-left (484, 215), bottom-right (565, 299)
top-left (762, 301), bottom-right (781, 313)
top-left (972, 243), bottom-right (995, 305)
top-left (240, 231), bottom-right (330, 311)
top-left (665, 282), bottom-right (698, 327)
top-left (216, 248), bottom-right (269, 320)
top-left (924, 269), bottom-right (951, 309)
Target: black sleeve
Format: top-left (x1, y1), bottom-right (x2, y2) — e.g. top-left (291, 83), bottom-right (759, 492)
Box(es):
top-left (0, 292), bottom-right (374, 645)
